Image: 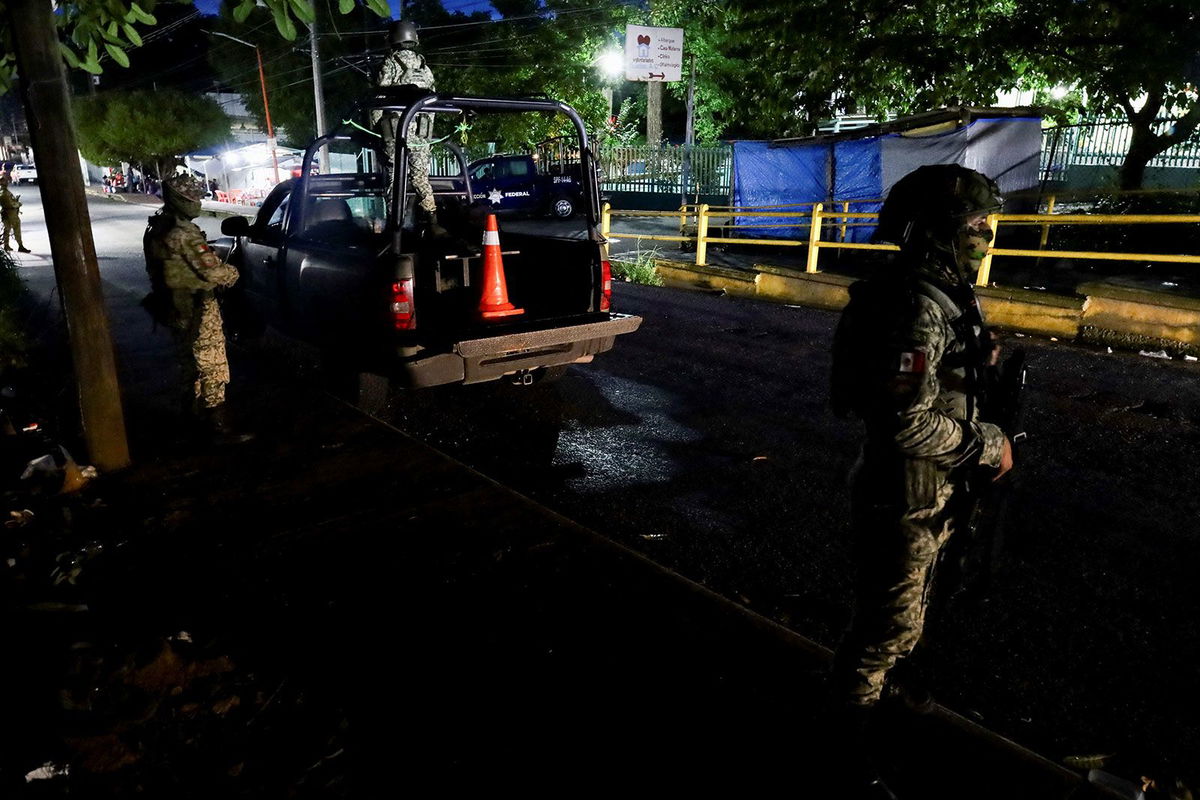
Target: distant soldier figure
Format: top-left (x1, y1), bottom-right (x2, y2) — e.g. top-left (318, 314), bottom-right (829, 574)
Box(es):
top-left (0, 174), bottom-right (31, 253)
top-left (828, 164), bottom-right (1014, 798)
top-left (370, 19), bottom-right (444, 236)
top-left (142, 173), bottom-right (245, 439)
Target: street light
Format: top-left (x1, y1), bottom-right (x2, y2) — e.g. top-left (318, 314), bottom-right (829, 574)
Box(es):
top-left (207, 31), bottom-right (280, 185)
top-left (595, 50), bottom-right (624, 120)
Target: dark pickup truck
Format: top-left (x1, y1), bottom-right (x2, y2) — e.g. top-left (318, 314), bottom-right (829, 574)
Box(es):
top-left (466, 139), bottom-right (584, 219)
top-left (219, 91), bottom-right (641, 390)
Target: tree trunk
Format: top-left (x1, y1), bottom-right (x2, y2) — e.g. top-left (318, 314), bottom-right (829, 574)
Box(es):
top-left (7, 0), bottom-right (130, 471)
top-left (1118, 102), bottom-right (1200, 191)
top-left (1118, 123), bottom-right (1159, 190)
top-left (647, 81), bottom-right (663, 145)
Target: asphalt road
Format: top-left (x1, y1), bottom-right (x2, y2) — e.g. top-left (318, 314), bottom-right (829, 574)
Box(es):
top-left (15, 188), bottom-right (1200, 779)
top-left (374, 275), bottom-right (1200, 775)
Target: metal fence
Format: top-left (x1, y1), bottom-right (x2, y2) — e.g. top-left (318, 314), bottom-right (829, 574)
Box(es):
top-left (1041, 117), bottom-right (1200, 181)
top-left (596, 144), bottom-right (732, 196)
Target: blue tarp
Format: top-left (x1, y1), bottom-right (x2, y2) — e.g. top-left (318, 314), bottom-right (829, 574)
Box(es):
top-left (833, 139), bottom-right (883, 243)
top-left (730, 116), bottom-right (1042, 242)
top-left (733, 141), bottom-right (827, 239)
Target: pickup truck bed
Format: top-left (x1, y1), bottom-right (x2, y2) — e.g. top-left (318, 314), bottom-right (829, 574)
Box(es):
top-left (219, 93), bottom-right (640, 391)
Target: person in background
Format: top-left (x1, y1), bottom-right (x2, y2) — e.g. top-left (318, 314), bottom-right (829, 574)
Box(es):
top-left (0, 174), bottom-right (31, 253)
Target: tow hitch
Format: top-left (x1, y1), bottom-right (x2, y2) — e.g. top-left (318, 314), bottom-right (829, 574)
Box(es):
top-left (510, 370), bottom-right (535, 386)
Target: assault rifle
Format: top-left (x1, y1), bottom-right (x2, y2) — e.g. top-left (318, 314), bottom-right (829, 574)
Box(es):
top-left (940, 346), bottom-right (1029, 605)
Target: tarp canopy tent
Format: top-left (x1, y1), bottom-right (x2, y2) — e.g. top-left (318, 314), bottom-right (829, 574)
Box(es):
top-left (732, 107), bottom-right (1044, 241)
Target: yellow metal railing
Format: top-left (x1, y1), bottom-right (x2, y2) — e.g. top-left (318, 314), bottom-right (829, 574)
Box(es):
top-left (601, 201), bottom-right (1200, 288)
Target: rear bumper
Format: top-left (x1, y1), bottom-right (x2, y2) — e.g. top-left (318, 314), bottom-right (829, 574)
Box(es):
top-left (396, 313), bottom-right (643, 388)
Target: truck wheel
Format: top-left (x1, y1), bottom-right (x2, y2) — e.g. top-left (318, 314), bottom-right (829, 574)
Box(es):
top-left (353, 372), bottom-right (391, 415)
top-left (321, 353), bottom-right (391, 415)
top-left (551, 197), bottom-right (574, 219)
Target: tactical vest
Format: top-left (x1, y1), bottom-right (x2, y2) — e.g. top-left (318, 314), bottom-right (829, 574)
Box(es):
top-left (831, 275), bottom-right (988, 425)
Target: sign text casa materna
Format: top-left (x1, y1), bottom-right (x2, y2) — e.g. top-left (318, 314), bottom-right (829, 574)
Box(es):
top-left (624, 25), bottom-right (683, 82)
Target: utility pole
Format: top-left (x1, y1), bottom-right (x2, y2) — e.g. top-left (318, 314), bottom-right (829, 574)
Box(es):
top-left (309, 15), bottom-right (330, 173)
top-left (6, 0), bottom-right (130, 471)
top-left (209, 32), bottom-right (281, 185)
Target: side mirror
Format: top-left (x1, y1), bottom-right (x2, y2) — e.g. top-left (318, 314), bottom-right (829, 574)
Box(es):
top-left (221, 216), bottom-right (252, 236)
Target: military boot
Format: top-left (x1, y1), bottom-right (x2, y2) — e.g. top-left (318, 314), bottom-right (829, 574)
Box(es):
top-left (880, 659), bottom-right (936, 715)
top-left (419, 208), bottom-right (449, 239)
top-left (204, 404), bottom-right (254, 445)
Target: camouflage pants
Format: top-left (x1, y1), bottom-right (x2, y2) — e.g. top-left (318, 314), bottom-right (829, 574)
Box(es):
top-left (2, 213), bottom-right (24, 250)
top-left (380, 113), bottom-right (436, 214)
top-left (175, 292), bottom-right (230, 412)
top-left (832, 454), bottom-right (963, 707)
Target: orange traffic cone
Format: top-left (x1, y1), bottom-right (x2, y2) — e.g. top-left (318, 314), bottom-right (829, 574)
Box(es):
top-left (478, 213), bottom-right (524, 320)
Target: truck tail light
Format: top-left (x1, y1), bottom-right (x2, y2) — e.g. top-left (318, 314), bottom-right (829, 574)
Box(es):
top-left (600, 259), bottom-right (612, 312)
top-left (391, 278), bottom-right (415, 330)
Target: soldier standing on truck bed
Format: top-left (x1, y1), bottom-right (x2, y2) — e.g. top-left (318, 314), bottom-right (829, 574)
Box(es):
top-left (143, 174), bottom-right (248, 441)
top-left (827, 164), bottom-right (1015, 798)
top-left (371, 20), bottom-right (445, 237)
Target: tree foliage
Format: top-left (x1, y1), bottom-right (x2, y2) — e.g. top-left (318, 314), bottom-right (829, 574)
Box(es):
top-left (208, 0), bottom-right (394, 149)
top-left (416, 0), bottom-right (636, 151)
top-left (0, 0), bottom-right (389, 96)
top-left (1016, 0), bottom-right (1200, 189)
top-left (74, 89), bottom-right (231, 176)
top-left (705, 0), bottom-right (1032, 138)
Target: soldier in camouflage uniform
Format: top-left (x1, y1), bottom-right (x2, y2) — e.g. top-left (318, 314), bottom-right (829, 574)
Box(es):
top-left (370, 20), bottom-right (444, 235)
top-left (828, 165), bottom-right (1014, 797)
top-left (143, 174), bottom-right (243, 437)
top-left (0, 174), bottom-right (31, 253)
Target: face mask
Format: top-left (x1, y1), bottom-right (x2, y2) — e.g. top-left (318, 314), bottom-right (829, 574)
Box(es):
top-left (956, 219), bottom-right (993, 272)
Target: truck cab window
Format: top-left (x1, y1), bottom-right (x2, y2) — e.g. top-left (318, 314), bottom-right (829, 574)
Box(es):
top-left (266, 195), bottom-right (290, 231)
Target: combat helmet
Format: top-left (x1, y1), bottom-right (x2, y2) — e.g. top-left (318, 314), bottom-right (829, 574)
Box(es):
top-left (874, 164), bottom-right (1002, 247)
top-left (388, 20), bottom-right (419, 48)
top-left (162, 173), bottom-right (206, 219)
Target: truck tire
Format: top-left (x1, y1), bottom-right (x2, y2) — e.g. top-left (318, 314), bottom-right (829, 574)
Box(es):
top-left (321, 351), bottom-right (391, 415)
top-left (353, 372), bottom-right (391, 415)
top-left (551, 196), bottom-right (575, 219)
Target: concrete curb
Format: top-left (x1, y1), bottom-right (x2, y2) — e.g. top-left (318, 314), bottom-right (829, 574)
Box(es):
top-left (653, 257), bottom-right (1200, 353)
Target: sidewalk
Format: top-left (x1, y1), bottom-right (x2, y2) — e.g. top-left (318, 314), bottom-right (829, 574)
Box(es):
top-left (14, 189), bottom-right (1113, 795)
top-left (82, 185), bottom-right (257, 219)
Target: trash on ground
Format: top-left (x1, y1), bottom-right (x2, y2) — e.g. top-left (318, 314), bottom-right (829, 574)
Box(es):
top-left (640, 532), bottom-right (669, 540)
top-left (1139, 350), bottom-right (1172, 359)
top-left (1064, 753), bottom-right (1115, 769)
top-left (1023, 285), bottom-right (1047, 291)
top-left (1186, 355), bottom-right (1198, 362)
top-left (1107, 347), bottom-right (1114, 354)
top-left (25, 762), bottom-right (70, 782)
top-left (1162, 281), bottom-right (1179, 287)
